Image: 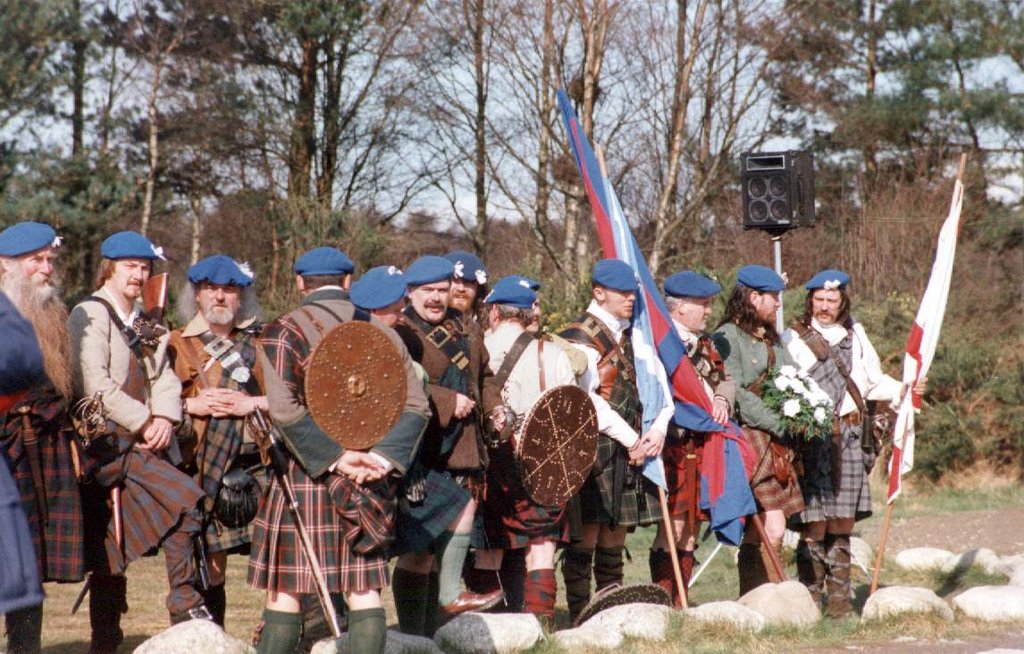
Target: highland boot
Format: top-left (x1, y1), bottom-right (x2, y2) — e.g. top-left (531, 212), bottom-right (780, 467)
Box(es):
top-left (648, 549), bottom-right (677, 606)
top-left (89, 574), bottom-right (127, 654)
top-left (392, 567), bottom-right (430, 636)
top-left (561, 546), bottom-right (594, 624)
top-left (202, 583), bottom-right (227, 627)
top-left (796, 539), bottom-right (828, 609)
top-left (498, 548), bottom-right (527, 612)
top-left (824, 533), bottom-right (853, 618)
top-left (593, 545), bottom-right (624, 592)
top-left (5, 603), bottom-right (42, 654)
top-left (737, 543), bottom-right (770, 597)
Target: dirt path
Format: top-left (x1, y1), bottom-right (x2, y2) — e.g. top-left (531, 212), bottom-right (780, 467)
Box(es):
top-left (858, 507), bottom-right (1024, 557)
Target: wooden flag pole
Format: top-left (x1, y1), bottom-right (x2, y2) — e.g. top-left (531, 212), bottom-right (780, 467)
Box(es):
top-left (658, 486), bottom-right (689, 609)
top-left (750, 513), bottom-right (787, 582)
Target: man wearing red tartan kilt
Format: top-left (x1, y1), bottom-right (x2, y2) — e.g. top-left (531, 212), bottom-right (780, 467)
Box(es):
top-left (390, 255), bottom-right (505, 636)
top-left (648, 271), bottom-right (735, 607)
top-left (69, 231), bottom-right (210, 654)
top-left (557, 260), bottom-right (673, 624)
top-left (475, 276), bottom-right (578, 624)
top-left (0, 222), bottom-right (85, 654)
top-left (170, 254), bottom-right (268, 628)
top-left (713, 265), bottom-right (805, 596)
top-left (249, 247), bottom-right (430, 654)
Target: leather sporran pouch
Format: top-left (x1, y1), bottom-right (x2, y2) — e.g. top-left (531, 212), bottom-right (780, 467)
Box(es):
top-left (768, 441), bottom-right (793, 487)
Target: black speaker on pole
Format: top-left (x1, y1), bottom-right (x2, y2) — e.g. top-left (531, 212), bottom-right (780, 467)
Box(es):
top-left (740, 150), bottom-right (815, 231)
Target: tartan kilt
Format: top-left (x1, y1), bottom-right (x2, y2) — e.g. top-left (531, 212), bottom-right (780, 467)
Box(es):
top-left (248, 461), bottom-right (395, 594)
top-left (662, 432), bottom-right (708, 522)
top-left (742, 427), bottom-right (805, 518)
top-left (482, 441), bottom-right (567, 549)
top-left (579, 434), bottom-right (658, 528)
top-left (791, 421), bottom-right (872, 525)
top-left (82, 445), bottom-right (206, 574)
top-left (0, 426), bottom-right (85, 582)
top-left (392, 466), bottom-right (471, 555)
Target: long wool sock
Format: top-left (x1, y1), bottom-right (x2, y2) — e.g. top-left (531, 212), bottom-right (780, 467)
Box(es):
top-left (391, 567), bottom-right (430, 636)
top-left (593, 545), bottom-right (624, 591)
top-left (523, 568), bottom-right (557, 622)
top-left (648, 549), bottom-right (675, 603)
top-left (560, 546), bottom-right (594, 624)
top-left (499, 548), bottom-right (527, 612)
top-left (436, 530), bottom-right (472, 605)
top-left (202, 583), bottom-right (226, 627)
top-left (343, 608), bottom-right (387, 654)
top-left (5, 603), bottom-right (42, 654)
top-left (254, 609), bottom-right (302, 654)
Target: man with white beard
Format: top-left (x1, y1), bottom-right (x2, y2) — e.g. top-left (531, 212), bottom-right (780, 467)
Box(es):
top-left (169, 255), bottom-right (268, 628)
top-left (0, 221), bottom-right (86, 654)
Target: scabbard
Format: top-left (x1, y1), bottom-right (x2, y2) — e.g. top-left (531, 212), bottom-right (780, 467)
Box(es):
top-left (610, 446), bottom-right (627, 528)
top-left (19, 409), bottom-right (49, 526)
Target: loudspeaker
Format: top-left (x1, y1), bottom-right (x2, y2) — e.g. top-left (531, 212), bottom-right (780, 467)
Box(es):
top-left (740, 150), bottom-right (815, 231)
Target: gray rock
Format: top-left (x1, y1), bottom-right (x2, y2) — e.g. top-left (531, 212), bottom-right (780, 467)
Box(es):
top-left (312, 630), bottom-right (443, 654)
top-left (860, 586), bottom-right (953, 622)
top-left (686, 601), bottom-right (766, 633)
top-left (586, 603), bottom-right (673, 641)
top-left (133, 620), bottom-right (253, 654)
top-left (894, 547), bottom-right (956, 571)
top-left (737, 580), bottom-right (820, 628)
top-left (941, 547), bottom-right (1002, 575)
top-left (432, 613), bottom-right (544, 654)
top-left (551, 624), bottom-right (623, 650)
top-left (953, 586), bottom-right (1024, 621)
top-left (1000, 555), bottom-right (1024, 582)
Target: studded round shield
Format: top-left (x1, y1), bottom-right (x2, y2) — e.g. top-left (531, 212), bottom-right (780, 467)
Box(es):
top-left (514, 384), bottom-right (598, 507)
top-left (574, 583), bottom-right (672, 627)
top-left (305, 321), bottom-right (406, 449)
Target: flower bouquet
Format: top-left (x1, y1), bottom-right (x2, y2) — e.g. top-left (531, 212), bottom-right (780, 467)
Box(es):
top-left (760, 365), bottom-right (835, 441)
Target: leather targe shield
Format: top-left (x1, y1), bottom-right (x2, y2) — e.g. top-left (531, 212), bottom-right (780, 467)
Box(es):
top-left (574, 583), bottom-right (672, 627)
top-left (514, 384), bottom-right (598, 507)
top-left (305, 321), bottom-right (406, 449)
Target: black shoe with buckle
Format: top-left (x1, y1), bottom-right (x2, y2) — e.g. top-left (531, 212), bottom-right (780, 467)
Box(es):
top-left (170, 604), bottom-right (214, 625)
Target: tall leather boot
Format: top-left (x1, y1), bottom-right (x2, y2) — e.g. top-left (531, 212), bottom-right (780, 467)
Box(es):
top-left (737, 543), bottom-right (769, 597)
top-left (202, 583), bottom-right (227, 627)
top-left (89, 574), bottom-right (127, 654)
top-left (824, 533), bottom-right (853, 618)
top-left (796, 539), bottom-right (827, 609)
top-left (560, 546), bottom-right (593, 625)
top-left (391, 567), bottom-right (429, 636)
top-left (5, 603), bottom-right (42, 654)
top-left (593, 545), bottom-right (624, 592)
top-left (648, 549), bottom-right (677, 606)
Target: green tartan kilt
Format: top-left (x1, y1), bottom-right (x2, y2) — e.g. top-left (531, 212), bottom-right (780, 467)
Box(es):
top-left (578, 434), bottom-right (659, 528)
top-left (248, 461), bottom-right (393, 595)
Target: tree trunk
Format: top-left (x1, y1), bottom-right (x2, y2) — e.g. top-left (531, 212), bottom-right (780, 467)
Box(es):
top-left (288, 38), bottom-right (317, 200)
top-left (471, 0), bottom-right (489, 254)
top-left (141, 56), bottom-right (163, 236)
top-left (71, 0), bottom-right (87, 158)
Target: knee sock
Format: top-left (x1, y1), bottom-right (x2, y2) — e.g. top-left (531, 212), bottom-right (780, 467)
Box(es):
top-left (343, 608), bottom-right (387, 654)
top-left (648, 549), bottom-right (675, 604)
top-left (523, 568), bottom-right (556, 623)
top-left (89, 574), bottom-right (127, 652)
top-left (678, 550), bottom-right (696, 604)
top-left (499, 548), bottom-right (527, 612)
top-left (255, 609), bottom-right (302, 654)
top-left (436, 530), bottom-right (472, 605)
top-left (424, 570), bottom-right (443, 638)
top-left (560, 546), bottom-right (594, 624)
top-left (593, 546), bottom-right (624, 591)
top-left (796, 539), bottom-right (828, 607)
top-left (6, 603), bottom-right (42, 654)
top-left (392, 567), bottom-right (429, 636)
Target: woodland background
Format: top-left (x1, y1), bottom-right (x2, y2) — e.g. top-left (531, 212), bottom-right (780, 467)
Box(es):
top-left (1, 0), bottom-right (1022, 483)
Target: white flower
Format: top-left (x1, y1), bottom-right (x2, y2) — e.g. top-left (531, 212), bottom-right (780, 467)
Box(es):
top-left (779, 365), bottom-right (798, 378)
top-left (814, 407), bottom-right (827, 424)
top-left (789, 380), bottom-right (807, 396)
top-left (812, 391), bottom-right (830, 407)
top-left (783, 399), bottom-right (801, 417)
top-left (774, 376), bottom-right (791, 391)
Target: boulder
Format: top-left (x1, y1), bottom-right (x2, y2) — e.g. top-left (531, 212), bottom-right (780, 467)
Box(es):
top-left (311, 631), bottom-right (443, 654)
top-left (586, 603), bottom-right (673, 641)
top-left (999, 555), bottom-right (1024, 582)
top-left (686, 601), bottom-right (766, 633)
top-left (953, 586), bottom-right (1024, 622)
top-left (737, 581), bottom-right (820, 628)
top-left (941, 548), bottom-right (1002, 575)
top-left (432, 613), bottom-right (544, 654)
top-left (850, 536), bottom-right (874, 571)
top-left (860, 586), bottom-right (953, 622)
top-left (550, 624), bottom-right (623, 650)
top-left (893, 547), bottom-right (956, 572)
top-left (133, 620), bottom-right (253, 654)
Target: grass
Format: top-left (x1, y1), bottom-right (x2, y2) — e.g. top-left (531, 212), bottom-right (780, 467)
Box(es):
top-left (35, 484), bottom-right (1024, 652)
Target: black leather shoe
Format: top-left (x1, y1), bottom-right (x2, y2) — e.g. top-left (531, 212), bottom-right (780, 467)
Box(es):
top-left (441, 590), bottom-right (504, 617)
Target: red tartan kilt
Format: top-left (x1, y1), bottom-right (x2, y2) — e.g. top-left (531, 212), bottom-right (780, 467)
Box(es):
top-left (742, 427), bottom-right (805, 518)
top-left (663, 433), bottom-right (708, 521)
top-left (483, 442), bottom-right (568, 549)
